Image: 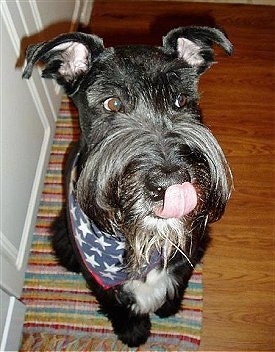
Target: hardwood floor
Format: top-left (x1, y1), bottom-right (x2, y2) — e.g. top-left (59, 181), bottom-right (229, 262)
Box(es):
top-left (88, 2), bottom-right (275, 350)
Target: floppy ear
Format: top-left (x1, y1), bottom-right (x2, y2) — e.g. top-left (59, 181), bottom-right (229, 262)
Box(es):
top-left (22, 32), bottom-right (104, 95)
top-left (163, 26), bottom-right (233, 74)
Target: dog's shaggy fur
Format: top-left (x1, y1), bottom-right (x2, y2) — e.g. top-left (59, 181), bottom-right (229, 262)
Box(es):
top-left (23, 26), bottom-right (233, 347)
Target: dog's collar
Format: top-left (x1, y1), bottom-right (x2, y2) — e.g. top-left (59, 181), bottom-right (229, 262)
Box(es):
top-left (68, 152), bottom-right (162, 290)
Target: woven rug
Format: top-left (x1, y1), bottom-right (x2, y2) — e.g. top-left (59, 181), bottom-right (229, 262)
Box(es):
top-left (19, 96), bottom-right (203, 351)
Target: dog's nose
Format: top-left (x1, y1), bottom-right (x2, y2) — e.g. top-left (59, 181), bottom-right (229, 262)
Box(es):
top-left (147, 185), bottom-right (166, 202)
top-left (145, 166), bottom-right (191, 202)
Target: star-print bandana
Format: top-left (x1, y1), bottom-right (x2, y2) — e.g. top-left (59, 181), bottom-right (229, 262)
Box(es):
top-left (68, 152), bottom-right (162, 290)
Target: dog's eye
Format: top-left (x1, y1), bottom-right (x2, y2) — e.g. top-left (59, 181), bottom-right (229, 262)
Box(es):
top-left (103, 97), bottom-right (123, 112)
top-left (175, 93), bottom-right (187, 108)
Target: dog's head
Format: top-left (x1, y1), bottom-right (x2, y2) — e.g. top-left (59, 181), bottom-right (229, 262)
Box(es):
top-left (23, 27), bottom-right (233, 268)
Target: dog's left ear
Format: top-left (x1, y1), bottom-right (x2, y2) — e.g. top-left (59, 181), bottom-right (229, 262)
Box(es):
top-left (163, 26), bottom-right (233, 73)
top-left (22, 32), bottom-right (105, 95)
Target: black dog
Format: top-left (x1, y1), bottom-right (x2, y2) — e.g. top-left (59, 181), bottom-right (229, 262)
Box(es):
top-left (23, 26), bottom-right (233, 347)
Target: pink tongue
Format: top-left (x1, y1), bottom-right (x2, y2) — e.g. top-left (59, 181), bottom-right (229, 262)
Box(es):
top-left (155, 182), bottom-right (197, 219)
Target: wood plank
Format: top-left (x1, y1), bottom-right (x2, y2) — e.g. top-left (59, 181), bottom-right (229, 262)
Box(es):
top-left (88, 2), bottom-right (275, 350)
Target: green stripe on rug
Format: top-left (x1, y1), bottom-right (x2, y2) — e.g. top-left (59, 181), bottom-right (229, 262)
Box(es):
top-left (20, 96), bottom-right (203, 351)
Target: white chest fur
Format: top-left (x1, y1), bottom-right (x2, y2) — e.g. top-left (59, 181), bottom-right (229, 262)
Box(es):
top-left (123, 268), bottom-right (178, 314)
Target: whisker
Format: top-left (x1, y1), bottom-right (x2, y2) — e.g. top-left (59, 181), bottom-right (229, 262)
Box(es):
top-left (189, 233), bottom-right (193, 257)
top-left (158, 232), bottom-right (194, 268)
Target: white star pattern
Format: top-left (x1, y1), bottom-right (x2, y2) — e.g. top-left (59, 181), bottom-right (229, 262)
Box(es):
top-left (70, 206), bottom-right (77, 221)
top-left (84, 253), bottom-right (100, 268)
top-left (115, 240), bottom-right (125, 250)
top-left (103, 262), bottom-right (121, 273)
top-left (75, 231), bottom-right (86, 247)
top-left (110, 253), bottom-right (124, 264)
top-left (95, 235), bottom-right (112, 250)
top-left (90, 246), bottom-right (103, 257)
top-left (100, 271), bottom-right (115, 280)
top-left (78, 217), bottom-right (90, 239)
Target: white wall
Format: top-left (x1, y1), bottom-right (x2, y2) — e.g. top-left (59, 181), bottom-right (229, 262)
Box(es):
top-left (0, 1), bottom-right (93, 350)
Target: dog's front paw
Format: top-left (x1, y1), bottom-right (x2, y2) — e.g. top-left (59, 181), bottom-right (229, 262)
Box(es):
top-left (155, 296), bottom-right (182, 318)
top-left (114, 314), bottom-right (151, 347)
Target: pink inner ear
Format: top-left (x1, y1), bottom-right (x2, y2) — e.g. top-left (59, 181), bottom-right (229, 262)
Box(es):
top-left (155, 182), bottom-right (198, 219)
top-left (55, 42), bottom-right (89, 77)
top-left (177, 38), bottom-right (204, 66)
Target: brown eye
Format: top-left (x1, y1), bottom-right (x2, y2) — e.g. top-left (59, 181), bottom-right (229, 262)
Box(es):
top-left (175, 93), bottom-right (187, 108)
top-left (103, 97), bottom-right (123, 112)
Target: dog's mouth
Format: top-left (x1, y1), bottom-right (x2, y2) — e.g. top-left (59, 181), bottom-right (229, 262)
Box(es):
top-left (154, 182), bottom-right (197, 219)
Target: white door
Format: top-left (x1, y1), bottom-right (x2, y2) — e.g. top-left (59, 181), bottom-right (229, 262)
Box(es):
top-left (0, 1), bottom-right (93, 350)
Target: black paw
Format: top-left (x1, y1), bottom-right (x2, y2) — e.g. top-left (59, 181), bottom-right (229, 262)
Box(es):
top-left (114, 314), bottom-right (151, 347)
top-left (155, 297), bottom-right (182, 318)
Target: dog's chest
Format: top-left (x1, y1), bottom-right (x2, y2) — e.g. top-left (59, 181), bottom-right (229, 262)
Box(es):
top-left (123, 268), bottom-right (177, 314)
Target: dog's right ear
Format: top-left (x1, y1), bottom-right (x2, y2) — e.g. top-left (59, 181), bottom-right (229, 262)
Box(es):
top-left (22, 32), bottom-right (104, 95)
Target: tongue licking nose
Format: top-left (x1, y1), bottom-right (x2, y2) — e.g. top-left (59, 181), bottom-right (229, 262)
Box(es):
top-left (155, 182), bottom-right (197, 219)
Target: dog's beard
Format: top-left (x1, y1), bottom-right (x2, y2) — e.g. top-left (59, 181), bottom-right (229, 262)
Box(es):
top-left (124, 216), bottom-right (195, 273)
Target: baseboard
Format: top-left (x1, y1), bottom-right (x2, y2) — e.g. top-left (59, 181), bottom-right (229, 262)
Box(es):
top-left (0, 291), bottom-right (26, 352)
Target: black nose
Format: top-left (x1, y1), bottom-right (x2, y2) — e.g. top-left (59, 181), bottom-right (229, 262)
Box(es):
top-left (145, 166), bottom-right (191, 202)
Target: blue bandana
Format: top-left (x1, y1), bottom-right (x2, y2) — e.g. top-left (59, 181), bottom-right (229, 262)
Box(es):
top-left (68, 152), bottom-right (162, 289)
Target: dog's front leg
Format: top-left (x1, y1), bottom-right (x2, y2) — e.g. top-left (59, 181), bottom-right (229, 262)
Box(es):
top-left (101, 288), bottom-right (151, 347)
top-left (110, 308), bottom-right (151, 347)
top-left (155, 254), bottom-right (195, 318)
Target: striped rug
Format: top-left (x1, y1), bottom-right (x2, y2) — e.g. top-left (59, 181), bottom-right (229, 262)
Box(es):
top-left (20, 96), bottom-right (203, 351)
